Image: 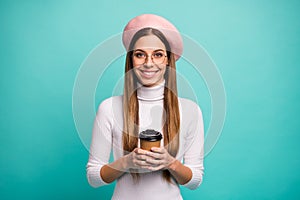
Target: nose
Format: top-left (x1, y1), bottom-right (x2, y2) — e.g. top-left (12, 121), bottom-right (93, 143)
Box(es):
top-left (144, 54), bottom-right (154, 67)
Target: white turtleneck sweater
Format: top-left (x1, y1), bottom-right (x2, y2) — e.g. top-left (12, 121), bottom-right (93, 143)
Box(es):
top-left (86, 81), bottom-right (204, 200)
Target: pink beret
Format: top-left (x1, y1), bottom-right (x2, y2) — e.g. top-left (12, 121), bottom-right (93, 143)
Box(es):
top-left (122, 14), bottom-right (183, 61)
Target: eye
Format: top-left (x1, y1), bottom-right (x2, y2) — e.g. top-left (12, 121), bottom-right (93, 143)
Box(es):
top-left (134, 52), bottom-right (146, 58)
top-left (153, 52), bottom-right (164, 58)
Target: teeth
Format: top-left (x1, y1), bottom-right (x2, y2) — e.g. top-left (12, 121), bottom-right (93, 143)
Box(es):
top-left (143, 71), bottom-right (155, 75)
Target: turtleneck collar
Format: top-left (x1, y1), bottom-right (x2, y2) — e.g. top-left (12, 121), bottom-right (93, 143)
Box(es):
top-left (137, 80), bottom-right (165, 101)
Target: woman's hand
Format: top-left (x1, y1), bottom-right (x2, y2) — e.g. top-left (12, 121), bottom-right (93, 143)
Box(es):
top-left (123, 148), bottom-right (152, 170)
top-left (144, 147), bottom-right (176, 171)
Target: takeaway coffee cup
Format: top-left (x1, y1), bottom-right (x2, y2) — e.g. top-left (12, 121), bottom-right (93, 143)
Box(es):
top-left (139, 129), bottom-right (162, 151)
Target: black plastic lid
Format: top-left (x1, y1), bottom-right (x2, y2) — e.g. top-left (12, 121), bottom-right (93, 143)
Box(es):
top-left (139, 129), bottom-right (162, 142)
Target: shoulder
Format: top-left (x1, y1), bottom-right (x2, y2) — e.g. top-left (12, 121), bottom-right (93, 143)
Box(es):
top-left (97, 95), bottom-right (123, 113)
top-left (178, 97), bottom-right (203, 119)
top-left (178, 97), bottom-right (202, 112)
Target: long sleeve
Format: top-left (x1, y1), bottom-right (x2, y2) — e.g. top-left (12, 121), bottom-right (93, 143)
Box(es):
top-left (182, 103), bottom-right (204, 190)
top-left (86, 99), bottom-right (113, 188)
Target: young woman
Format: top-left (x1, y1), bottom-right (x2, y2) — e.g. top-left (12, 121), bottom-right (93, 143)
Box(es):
top-left (86, 14), bottom-right (204, 200)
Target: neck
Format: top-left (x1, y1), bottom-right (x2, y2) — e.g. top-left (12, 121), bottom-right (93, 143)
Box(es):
top-left (137, 80), bottom-right (165, 101)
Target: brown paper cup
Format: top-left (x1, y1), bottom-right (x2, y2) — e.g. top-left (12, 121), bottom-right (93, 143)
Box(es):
top-left (140, 140), bottom-right (161, 151)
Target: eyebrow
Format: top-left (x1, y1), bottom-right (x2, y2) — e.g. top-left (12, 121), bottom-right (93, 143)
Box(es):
top-left (134, 48), bottom-right (165, 52)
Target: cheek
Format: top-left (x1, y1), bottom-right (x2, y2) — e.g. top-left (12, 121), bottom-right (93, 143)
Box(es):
top-left (133, 67), bottom-right (143, 78)
top-left (132, 67), bottom-right (139, 74)
top-left (132, 60), bottom-right (138, 67)
top-left (160, 66), bottom-right (167, 74)
top-left (132, 57), bottom-right (140, 67)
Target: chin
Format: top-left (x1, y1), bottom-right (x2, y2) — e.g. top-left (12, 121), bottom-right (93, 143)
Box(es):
top-left (139, 81), bottom-right (156, 87)
top-left (138, 79), bottom-right (161, 87)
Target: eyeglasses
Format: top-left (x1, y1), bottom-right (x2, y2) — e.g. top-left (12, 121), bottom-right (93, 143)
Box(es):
top-left (132, 51), bottom-right (167, 65)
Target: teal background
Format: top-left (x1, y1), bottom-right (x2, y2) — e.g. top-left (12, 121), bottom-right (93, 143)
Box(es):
top-left (1, 0), bottom-right (299, 199)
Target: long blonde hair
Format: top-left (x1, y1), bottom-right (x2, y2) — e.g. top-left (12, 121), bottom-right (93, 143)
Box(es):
top-left (122, 28), bottom-right (180, 183)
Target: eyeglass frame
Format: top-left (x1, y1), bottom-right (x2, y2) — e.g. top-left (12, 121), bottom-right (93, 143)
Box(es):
top-left (131, 49), bottom-right (168, 65)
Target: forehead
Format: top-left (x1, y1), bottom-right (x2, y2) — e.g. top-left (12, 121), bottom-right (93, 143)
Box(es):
top-left (133, 35), bottom-right (166, 50)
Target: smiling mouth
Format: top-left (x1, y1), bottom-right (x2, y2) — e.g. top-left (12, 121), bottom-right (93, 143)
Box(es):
top-left (139, 70), bottom-right (159, 78)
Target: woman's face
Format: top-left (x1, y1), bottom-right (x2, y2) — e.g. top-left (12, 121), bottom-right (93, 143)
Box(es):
top-left (132, 35), bottom-right (168, 87)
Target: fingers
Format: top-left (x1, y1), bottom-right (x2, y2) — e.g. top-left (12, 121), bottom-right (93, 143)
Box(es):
top-left (133, 159), bottom-right (151, 167)
top-left (145, 148), bottom-right (166, 160)
top-left (134, 148), bottom-right (149, 155)
top-left (130, 148), bottom-right (172, 171)
top-left (132, 148), bottom-right (152, 168)
top-left (144, 157), bottom-right (163, 165)
top-left (135, 154), bottom-right (149, 161)
top-left (150, 147), bottom-right (165, 154)
top-left (145, 152), bottom-right (164, 160)
top-left (133, 148), bottom-right (151, 163)
top-left (147, 165), bottom-right (165, 171)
